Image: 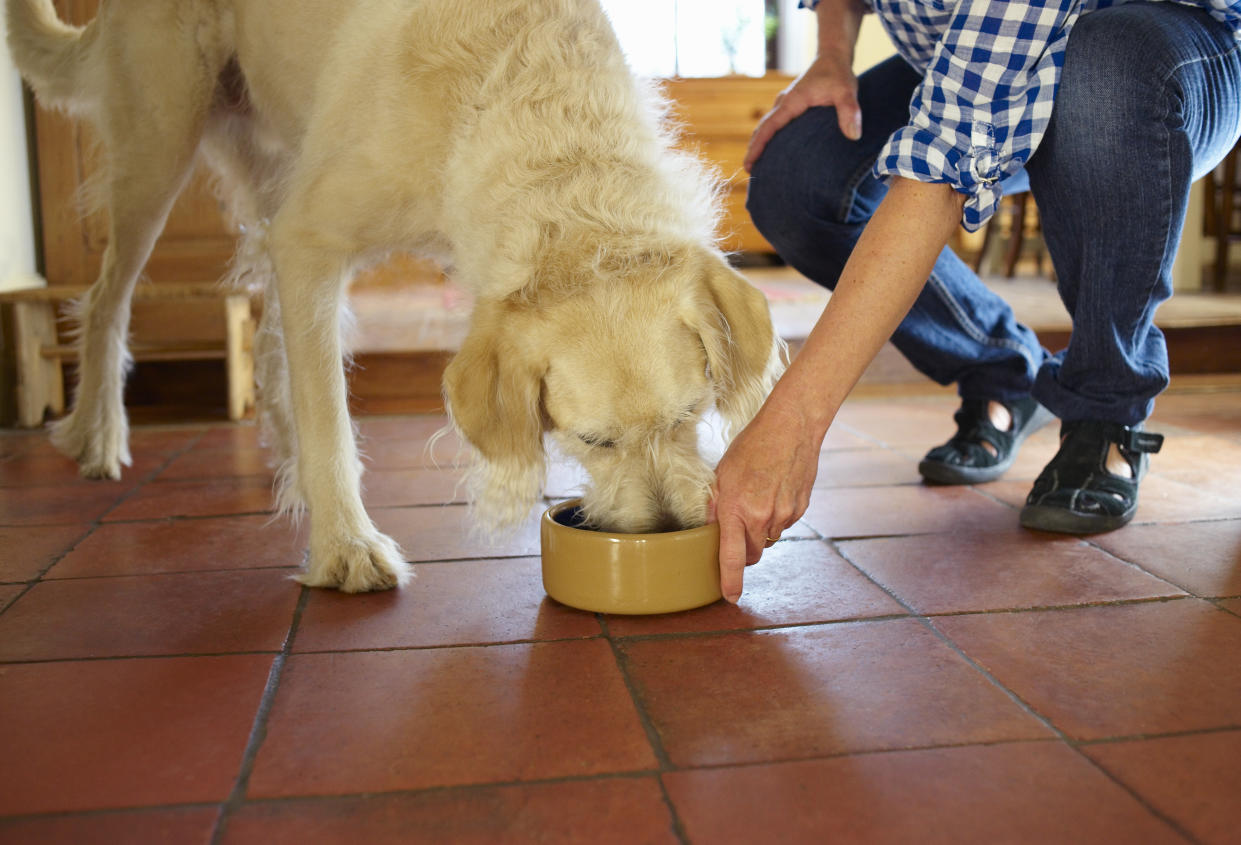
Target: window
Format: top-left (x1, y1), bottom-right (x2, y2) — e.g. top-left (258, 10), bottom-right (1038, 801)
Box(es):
top-left (600, 0), bottom-right (770, 77)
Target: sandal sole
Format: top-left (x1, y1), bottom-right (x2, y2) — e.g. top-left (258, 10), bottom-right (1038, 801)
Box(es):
top-left (1019, 502), bottom-right (1137, 534)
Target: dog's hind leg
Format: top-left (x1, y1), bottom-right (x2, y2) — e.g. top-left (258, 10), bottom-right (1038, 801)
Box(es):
top-left (265, 214), bottom-right (411, 592)
top-left (50, 28), bottom-right (219, 479)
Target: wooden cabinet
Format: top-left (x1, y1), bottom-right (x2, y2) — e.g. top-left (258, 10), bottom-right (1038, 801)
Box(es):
top-left (663, 74), bottom-right (792, 254)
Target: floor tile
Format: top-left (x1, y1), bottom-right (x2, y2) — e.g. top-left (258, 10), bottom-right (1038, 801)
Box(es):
top-left (0, 584), bottom-right (25, 612)
top-left (620, 621), bottom-right (1051, 768)
top-left (1150, 435), bottom-right (1241, 500)
top-left (1088, 520), bottom-right (1241, 598)
top-left (935, 599), bottom-right (1241, 740)
top-left (0, 525), bottom-right (90, 581)
top-left (223, 778), bottom-right (676, 845)
top-left (247, 640), bottom-right (656, 798)
top-left (359, 429), bottom-right (468, 470)
top-left (194, 424), bottom-right (264, 450)
top-left (832, 397), bottom-right (958, 449)
top-left (1149, 392), bottom-right (1241, 437)
top-left (156, 446), bottom-right (274, 481)
top-left (0, 431), bottom-right (43, 460)
top-left (0, 655), bottom-right (271, 814)
top-left (837, 528), bottom-right (1184, 614)
top-left (356, 415), bottom-right (456, 444)
top-left (800, 484), bottom-right (1017, 540)
top-left (105, 477), bottom-right (276, 521)
top-left (1083, 730), bottom-right (1241, 845)
top-left (813, 448), bottom-right (923, 488)
top-left (0, 483), bottom-right (127, 526)
top-left (360, 467), bottom-right (467, 508)
top-left (0, 808), bottom-right (218, 845)
top-left (293, 557), bottom-right (599, 651)
top-left (371, 504), bottom-right (542, 562)
top-left (0, 569), bottom-right (300, 661)
top-left (663, 742), bottom-right (1182, 844)
top-left (0, 450), bottom-right (167, 488)
top-left (819, 425), bottom-right (879, 451)
top-left (47, 516), bottom-right (306, 579)
top-left (604, 540), bottom-right (905, 636)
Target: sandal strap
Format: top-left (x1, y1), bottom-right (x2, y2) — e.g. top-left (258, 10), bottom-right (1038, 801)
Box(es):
top-left (1032, 420), bottom-right (1163, 498)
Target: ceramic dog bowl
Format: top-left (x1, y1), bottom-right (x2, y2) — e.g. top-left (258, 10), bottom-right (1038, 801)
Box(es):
top-left (540, 498), bottom-right (722, 614)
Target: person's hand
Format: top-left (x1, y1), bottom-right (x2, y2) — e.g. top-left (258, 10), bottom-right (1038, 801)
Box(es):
top-left (743, 55), bottom-right (862, 173)
top-left (709, 392), bottom-right (824, 603)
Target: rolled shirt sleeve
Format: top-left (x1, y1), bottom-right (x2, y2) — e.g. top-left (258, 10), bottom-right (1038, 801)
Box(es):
top-left (877, 0), bottom-right (1081, 231)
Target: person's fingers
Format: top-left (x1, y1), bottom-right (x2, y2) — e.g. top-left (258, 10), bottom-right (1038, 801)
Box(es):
top-left (835, 93), bottom-right (863, 141)
top-left (718, 513), bottom-right (748, 603)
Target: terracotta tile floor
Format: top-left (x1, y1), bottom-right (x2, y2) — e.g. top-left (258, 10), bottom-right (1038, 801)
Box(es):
top-left (2, 387), bottom-right (1241, 844)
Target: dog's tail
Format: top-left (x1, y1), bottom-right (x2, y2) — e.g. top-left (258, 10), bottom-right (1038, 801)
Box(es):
top-left (5, 0), bottom-right (96, 112)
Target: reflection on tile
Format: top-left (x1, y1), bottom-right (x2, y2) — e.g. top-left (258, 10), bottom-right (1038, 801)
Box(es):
top-left (935, 599), bottom-right (1241, 739)
top-left (605, 540), bottom-right (905, 636)
top-left (105, 477), bottom-right (276, 521)
top-left (0, 569), bottom-right (300, 661)
top-left (48, 515), bottom-right (305, 578)
top-left (838, 529), bottom-right (1184, 614)
top-left (371, 504), bottom-right (542, 562)
top-left (1089, 520), bottom-right (1241, 598)
top-left (248, 641), bottom-right (656, 797)
top-left (621, 621), bottom-right (1050, 767)
top-left (802, 484), bottom-right (1017, 539)
top-left (665, 742), bottom-right (1181, 844)
top-left (294, 557), bottom-right (600, 651)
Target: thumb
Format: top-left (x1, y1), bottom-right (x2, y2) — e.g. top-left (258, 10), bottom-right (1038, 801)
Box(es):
top-left (837, 99), bottom-right (863, 141)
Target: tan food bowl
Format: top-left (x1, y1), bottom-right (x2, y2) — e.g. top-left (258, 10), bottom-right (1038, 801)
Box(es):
top-left (540, 498), bottom-right (723, 614)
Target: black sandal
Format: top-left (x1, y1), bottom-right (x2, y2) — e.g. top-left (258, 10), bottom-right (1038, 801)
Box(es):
top-left (919, 396), bottom-right (1055, 485)
top-left (1020, 420), bottom-right (1164, 534)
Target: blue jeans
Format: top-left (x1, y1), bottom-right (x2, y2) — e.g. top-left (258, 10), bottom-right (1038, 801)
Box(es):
top-left (747, 3), bottom-right (1241, 425)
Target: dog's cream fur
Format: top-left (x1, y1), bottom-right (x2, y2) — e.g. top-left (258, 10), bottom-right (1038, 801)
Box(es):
top-left (7, 0), bottom-right (783, 591)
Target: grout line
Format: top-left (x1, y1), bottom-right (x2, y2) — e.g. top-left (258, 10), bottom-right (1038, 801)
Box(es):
top-left (210, 587), bottom-right (310, 845)
top-left (0, 430), bottom-right (211, 619)
top-left (829, 540), bottom-right (1206, 842)
top-left (599, 616), bottom-right (691, 845)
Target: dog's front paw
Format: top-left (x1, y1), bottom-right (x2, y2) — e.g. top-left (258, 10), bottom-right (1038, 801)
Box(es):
top-left (298, 530), bottom-right (412, 593)
top-left (50, 411), bottom-right (131, 480)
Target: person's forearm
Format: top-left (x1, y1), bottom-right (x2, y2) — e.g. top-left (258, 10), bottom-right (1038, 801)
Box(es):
top-left (814, 0), bottom-right (869, 69)
top-left (768, 177), bottom-right (966, 437)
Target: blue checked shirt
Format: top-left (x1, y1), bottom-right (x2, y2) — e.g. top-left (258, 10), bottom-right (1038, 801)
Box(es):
top-left (798, 0), bottom-right (1241, 230)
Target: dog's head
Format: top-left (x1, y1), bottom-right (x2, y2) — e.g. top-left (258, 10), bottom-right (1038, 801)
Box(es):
top-left (443, 246), bottom-right (783, 533)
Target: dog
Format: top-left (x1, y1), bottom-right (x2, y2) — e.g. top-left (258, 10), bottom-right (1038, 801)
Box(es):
top-left (7, 0), bottom-right (784, 592)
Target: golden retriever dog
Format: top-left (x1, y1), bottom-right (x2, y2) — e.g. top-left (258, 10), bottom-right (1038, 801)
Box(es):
top-left (7, 0), bottom-right (783, 592)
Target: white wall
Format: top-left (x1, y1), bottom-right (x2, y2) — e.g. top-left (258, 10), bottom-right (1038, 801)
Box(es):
top-left (778, 0), bottom-right (895, 75)
top-left (0, 9), bottom-right (40, 292)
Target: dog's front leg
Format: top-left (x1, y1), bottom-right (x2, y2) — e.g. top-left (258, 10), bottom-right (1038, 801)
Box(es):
top-left (268, 230), bottom-right (411, 592)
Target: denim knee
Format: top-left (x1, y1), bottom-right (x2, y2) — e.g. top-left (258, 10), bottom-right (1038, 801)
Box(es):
top-left (746, 107), bottom-right (880, 263)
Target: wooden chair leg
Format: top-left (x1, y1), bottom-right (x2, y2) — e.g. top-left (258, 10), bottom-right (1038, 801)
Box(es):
top-left (1002, 193), bottom-right (1029, 278)
top-left (1217, 150), bottom-right (1237, 292)
top-left (225, 294), bottom-right (256, 421)
top-left (13, 301), bottom-right (65, 427)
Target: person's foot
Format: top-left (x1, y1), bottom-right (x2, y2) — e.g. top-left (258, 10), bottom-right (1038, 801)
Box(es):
top-left (919, 396), bottom-right (1056, 485)
top-left (1020, 420), bottom-right (1164, 534)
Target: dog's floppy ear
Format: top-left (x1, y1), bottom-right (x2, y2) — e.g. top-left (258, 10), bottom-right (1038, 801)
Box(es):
top-left (443, 299), bottom-right (546, 530)
top-left (686, 253), bottom-right (785, 433)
